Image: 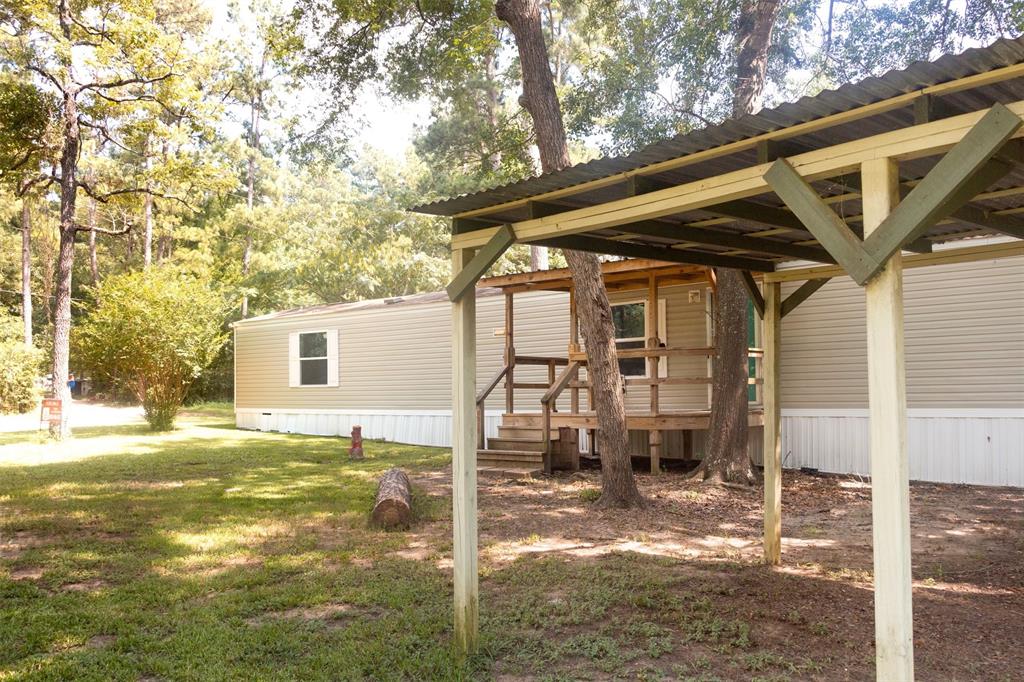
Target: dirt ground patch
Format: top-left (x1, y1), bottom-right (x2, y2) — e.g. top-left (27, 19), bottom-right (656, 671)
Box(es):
top-left (412, 467), bottom-right (1024, 680)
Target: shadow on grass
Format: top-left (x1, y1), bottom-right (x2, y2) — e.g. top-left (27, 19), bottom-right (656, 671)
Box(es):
top-left (1, 423), bottom-right (1019, 680)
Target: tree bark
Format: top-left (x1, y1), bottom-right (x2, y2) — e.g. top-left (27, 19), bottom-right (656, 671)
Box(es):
top-left (49, 0), bottom-right (81, 439)
top-left (20, 196), bottom-right (32, 347)
top-left (733, 0), bottom-right (782, 119)
top-left (240, 65), bottom-right (264, 319)
top-left (694, 0), bottom-right (782, 484)
top-left (371, 468), bottom-right (413, 529)
top-left (88, 200), bottom-right (100, 285)
top-left (496, 0), bottom-right (642, 508)
top-left (695, 269), bottom-right (757, 484)
top-left (143, 136), bottom-right (153, 268)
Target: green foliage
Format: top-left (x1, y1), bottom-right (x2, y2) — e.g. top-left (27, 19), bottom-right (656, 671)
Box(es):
top-left (74, 267), bottom-right (228, 430)
top-left (0, 309), bottom-right (40, 414)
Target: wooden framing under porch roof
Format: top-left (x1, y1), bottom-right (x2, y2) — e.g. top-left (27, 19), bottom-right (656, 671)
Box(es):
top-left (411, 37), bottom-right (1024, 679)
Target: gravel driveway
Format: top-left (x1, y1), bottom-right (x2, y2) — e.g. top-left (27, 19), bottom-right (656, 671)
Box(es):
top-left (0, 400), bottom-right (144, 433)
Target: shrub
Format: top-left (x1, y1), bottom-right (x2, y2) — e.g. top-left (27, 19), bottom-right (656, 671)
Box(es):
top-left (0, 309), bottom-right (40, 414)
top-left (75, 267), bottom-right (229, 431)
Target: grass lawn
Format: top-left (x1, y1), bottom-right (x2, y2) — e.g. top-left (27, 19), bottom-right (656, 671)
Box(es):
top-left (2, 412), bottom-right (1021, 681)
top-left (1, 415), bottom-right (463, 681)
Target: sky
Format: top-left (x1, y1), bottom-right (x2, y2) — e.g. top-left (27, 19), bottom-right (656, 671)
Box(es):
top-left (207, 0), bottom-right (987, 163)
top-left (204, 0), bottom-right (427, 160)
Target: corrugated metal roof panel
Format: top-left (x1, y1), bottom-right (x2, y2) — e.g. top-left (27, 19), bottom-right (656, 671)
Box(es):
top-left (414, 37), bottom-right (1024, 217)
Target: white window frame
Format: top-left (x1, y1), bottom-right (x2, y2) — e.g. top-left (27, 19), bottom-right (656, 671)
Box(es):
top-left (610, 298), bottom-right (667, 379)
top-left (289, 329), bottom-right (339, 388)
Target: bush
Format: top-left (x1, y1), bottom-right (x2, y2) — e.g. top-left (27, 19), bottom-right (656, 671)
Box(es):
top-left (74, 267), bottom-right (229, 431)
top-left (0, 309), bottom-right (40, 414)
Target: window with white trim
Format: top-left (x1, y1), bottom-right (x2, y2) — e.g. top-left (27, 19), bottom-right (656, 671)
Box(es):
top-left (610, 300), bottom-right (667, 378)
top-left (299, 332), bottom-right (328, 385)
top-left (288, 329), bottom-right (339, 387)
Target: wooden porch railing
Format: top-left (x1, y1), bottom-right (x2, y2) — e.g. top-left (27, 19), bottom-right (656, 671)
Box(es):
top-left (541, 361), bottom-right (581, 456)
top-left (474, 347), bottom-right (764, 452)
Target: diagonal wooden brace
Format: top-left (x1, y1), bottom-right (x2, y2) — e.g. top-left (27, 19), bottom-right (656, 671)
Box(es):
top-left (740, 271), bottom-right (765, 319)
top-left (862, 103), bottom-right (1022, 272)
top-left (446, 224), bottom-right (516, 302)
top-left (766, 103), bottom-right (1023, 286)
top-left (765, 158), bottom-right (882, 284)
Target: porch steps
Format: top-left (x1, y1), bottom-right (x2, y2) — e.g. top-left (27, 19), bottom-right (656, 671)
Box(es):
top-left (476, 448), bottom-right (545, 472)
top-left (477, 416), bottom-right (579, 473)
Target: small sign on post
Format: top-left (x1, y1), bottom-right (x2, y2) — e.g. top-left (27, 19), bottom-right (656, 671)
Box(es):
top-left (40, 398), bottom-right (62, 430)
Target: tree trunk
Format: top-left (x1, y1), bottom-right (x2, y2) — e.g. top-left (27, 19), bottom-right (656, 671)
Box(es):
top-left (88, 202), bottom-right (100, 285)
top-left (371, 467), bottom-right (413, 529)
top-left (20, 196), bottom-right (32, 347)
top-left (694, 0), bottom-right (782, 484)
top-left (695, 269), bottom-right (757, 484)
top-left (733, 0), bottom-right (782, 118)
top-left (143, 190), bottom-right (154, 268)
top-left (241, 76), bottom-right (264, 318)
top-left (50, 0), bottom-right (80, 439)
top-left (142, 133), bottom-right (153, 268)
top-left (496, 0), bottom-right (642, 508)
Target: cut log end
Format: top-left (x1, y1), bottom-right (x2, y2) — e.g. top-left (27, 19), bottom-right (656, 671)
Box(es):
top-left (371, 467), bottom-right (412, 530)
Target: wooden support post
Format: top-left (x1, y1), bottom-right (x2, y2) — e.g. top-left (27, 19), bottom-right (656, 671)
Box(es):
top-left (569, 287), bottom-right (580, 414)
top-left (862, 157), bottom-right (914, 681)
top-left (648, 274), bottom-right (661, 473)
top-left (451, 247), bottom-right (478, 657)
top-left (762, 281), bottom-right (782, 566)
top-left (504, 292), bottom-right (515, 414)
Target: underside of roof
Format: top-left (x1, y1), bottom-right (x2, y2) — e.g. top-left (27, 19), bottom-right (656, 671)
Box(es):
top-left (415, 37), bottom-right (1024, 273)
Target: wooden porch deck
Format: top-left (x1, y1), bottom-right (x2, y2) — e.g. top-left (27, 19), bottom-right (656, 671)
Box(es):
top-left (502, 409), bottom-right (764, 431)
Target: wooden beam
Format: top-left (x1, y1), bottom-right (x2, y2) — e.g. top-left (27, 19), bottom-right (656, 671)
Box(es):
top-left (740, 271), bottom-right (765, 319)
top-left (862, 157), bottom-right (914, 680)
top-left (950, 203), bottom-right (1024, 239)
top-left (629, 175), bottom-right (819, 237)
top-left (535, 234), bottom-right (777, 271)
top-left (452, 100), bottom-right (1024, 251)
top-left (451, 248), bottom-right (479, 657)
top-left (449, 64), bottom-right (1024, 221)
top-left (446, 225), bottom-right (515, 302)
top-left (913, 93), bottom-right (957, 124)
top-left (780, 278), bottom-right (830, 318)
top-left (617, 220), bottom-right (835, 263)
top-left (764, 239), bottom-right (1024, 282)
top-left (862, 103), bottom-right (1022, 275)
top-left (648, 273), bottom-right (661, 474)
top-left (765, 158), bottom-right (881, 283)
top-left (762, 280), bottom-right (782, 566)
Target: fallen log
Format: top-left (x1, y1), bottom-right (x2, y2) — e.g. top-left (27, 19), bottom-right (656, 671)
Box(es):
top-left (371, 467), bottom-right (412, 529)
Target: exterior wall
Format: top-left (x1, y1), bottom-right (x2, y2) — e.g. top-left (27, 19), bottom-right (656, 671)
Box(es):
top-left (234, 290), bottom-right (571, 414)
top-left (779, 255), bottom-right (1024, 408)
top-left (235, 256), bottom-right (1023, 486)
top-left (607, 283), bottom-right (712, 412)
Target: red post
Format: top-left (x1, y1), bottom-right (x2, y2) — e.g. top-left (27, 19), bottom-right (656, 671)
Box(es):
top-left (349, 425), bottom-right (364, 460)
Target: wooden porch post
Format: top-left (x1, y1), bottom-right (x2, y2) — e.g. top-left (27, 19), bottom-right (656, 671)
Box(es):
top-left (647, 274), bottom-right (661, 473)
top-left (862, 157), bottom-right (914, 680)
top-left (762, 280), bottom-right (782, 565)
top-left (504, 292), bottom-right (515, 414)
top-left (568, 286), bottom-right (582, 414)
top-left (451, 247), bottom-right (479, 657)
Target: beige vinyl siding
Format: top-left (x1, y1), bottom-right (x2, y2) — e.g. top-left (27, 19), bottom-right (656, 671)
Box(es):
top-left (780, 255), bottom-right (1024, 408)
top-left (235, 290), bottom-right (570, 412)
top-left (607, 283), bottom-right (711, 412)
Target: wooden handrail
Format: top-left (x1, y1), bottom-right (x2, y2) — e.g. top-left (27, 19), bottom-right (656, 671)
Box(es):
top-left (476, 364), bottom-right (508, 406)
top-left (542, 360), bottom-right (581, 405)
top-left (541, 361), bottom-right (581, 464)
top-left (515, 355), bottom-right (569, 366)
top-left (567, 345), bottom-right (766, 361)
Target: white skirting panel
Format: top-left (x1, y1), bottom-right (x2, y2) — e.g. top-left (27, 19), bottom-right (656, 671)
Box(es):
top-left (236, 407), bottom-right (1023, 486)
top-left (235, 408), bottom-right (501, 448)
top-left (781, 409), bottom-right (1024, 487)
